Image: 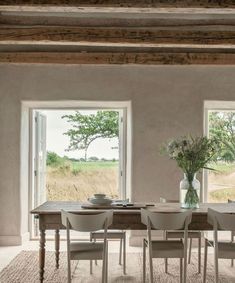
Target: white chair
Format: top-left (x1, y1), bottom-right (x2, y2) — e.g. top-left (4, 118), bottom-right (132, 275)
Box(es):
top-left (61, 210), bottom-right (113, 283)
top-left (160, 197), bottom-right (202, 273)
top-left (203, 208), bottom-right (235, 283)
top-left (141, 208), bottom-right (192, 283)
top-left (90, 230), bottom-right (126, 274)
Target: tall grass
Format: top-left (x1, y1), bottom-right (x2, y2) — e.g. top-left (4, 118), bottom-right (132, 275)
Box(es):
top-left (208, 161), bottom-right (235, 202)
top-left (209, 188), bottom-right (235, 203)
top-left (46, 161), bottom-right (119, 201)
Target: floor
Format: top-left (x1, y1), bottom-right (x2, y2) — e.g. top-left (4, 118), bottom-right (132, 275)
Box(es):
top-left (0, 231), bottom-right (232, 275)
top-left (0, 232), bottom-right (142, 272)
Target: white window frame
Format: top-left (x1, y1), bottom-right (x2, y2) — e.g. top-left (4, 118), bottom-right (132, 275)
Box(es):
top-left (25, 100), bottom-right (132, 238)
top-left (203, 100), bottom-right (235, 202)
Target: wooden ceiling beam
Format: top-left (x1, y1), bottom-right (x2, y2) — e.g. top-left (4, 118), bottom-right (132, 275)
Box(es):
top-left (1, 4), bottom-right (235, 65)
top-left (1, 6), bottom-right (235, 27)
top-left (1, 25), bottom-right (235, 45)
top-left (0, 43), bottom-right (235, 64)
top-left (2, 14), bottom-right (235, 27)
top-left (1, 51), bottom-right (235, 65)
top-left (1, 6), bottom-right (235, 13)
top-left (1, 42), bottom-right (234, 52)
top-left (0, 0), bottom-right (235, 8)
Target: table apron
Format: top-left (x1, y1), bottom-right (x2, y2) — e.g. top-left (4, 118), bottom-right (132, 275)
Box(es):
top-left (38, 213), bottom-right (213, 231)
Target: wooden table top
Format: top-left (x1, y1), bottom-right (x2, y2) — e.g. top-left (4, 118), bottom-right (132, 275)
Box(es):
top-left (31, 201), bottom-right (235, 215)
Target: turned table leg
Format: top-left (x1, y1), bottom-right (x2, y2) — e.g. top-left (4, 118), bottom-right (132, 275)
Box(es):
top-left (55, 229), bottom-right (60, 269)
top-left (39, 229), bottom-right (46, 283)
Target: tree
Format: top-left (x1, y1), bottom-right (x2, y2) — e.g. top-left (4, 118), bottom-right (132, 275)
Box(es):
top-left (209, 112), bottom-right (235, 162)
top-left (47, 151), bottom-right (62, 166)
top-left (62, 111), bottom-right (119, 161)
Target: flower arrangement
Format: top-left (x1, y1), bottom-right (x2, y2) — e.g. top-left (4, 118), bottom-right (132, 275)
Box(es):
top-left (163, 136), bottom-right (219, 208)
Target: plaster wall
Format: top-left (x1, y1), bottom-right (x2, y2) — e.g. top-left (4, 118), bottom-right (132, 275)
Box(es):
top-left (0, 64), bottom-right (235, 245)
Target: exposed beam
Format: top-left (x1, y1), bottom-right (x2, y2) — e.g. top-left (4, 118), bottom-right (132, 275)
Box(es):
top-left (1, 13), bottom-right (235, 30)
top-left (0, 0), bottom-right (235, 8)
top-left (0, 43), bottom-right (235, 64)
top-left (1, 6), bottom-right (235, 13)
top-left (1, 41), bottom-right (235, 51)
top-left (1, 5), bottom-right (235, 65)
top-left (1, 25), bottom-right (235, 45)
top-left (1, 51), bottom-right (235, 65)
top-left (2, 15), bottom-right (235, 27)
top-left (0, 17), bottom-right (215, 27)
top-left (1, 7), bottom-right (235, 28)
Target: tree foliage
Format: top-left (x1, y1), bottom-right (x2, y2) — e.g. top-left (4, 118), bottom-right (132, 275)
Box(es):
top-left (62, 111), bottom-right (119, 161)
top-left (209, 112), bottom-right (235, 162)
top-left (47, 151), bottom-right (63, 166)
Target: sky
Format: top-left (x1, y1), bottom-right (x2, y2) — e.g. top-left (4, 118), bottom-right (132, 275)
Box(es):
top-left (40, 110), bottom-right (119, 160)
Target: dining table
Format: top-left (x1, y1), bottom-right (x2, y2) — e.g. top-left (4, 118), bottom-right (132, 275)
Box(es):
top-left (31, 201), bottom-right (235, 282)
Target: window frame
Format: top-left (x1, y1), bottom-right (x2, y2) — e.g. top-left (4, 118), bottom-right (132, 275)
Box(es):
top-left (25, 100), bottom-right (132, 238)
top-left (203, 100), bottom-right (235, 202)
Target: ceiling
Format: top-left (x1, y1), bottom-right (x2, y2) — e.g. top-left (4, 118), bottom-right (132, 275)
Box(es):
top-left (0, 1), bottom-right (235, 65)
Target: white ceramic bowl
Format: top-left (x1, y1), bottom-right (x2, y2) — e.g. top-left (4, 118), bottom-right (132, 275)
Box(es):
top-left (88, 197), bottom-right (112, 205)
top-left (93, 193), bottom-right (106, 199)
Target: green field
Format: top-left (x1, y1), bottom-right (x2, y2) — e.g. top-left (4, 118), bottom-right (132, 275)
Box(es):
top-left (209, 162), bottom-right (235, 175)
top-left (72, 161), bottom-right (118, 170)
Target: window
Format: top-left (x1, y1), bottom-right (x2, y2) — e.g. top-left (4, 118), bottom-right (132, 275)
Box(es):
top-left (27, 101), bottom-right (131, 237)
top-left (204, 101), bottom-right (235, 203)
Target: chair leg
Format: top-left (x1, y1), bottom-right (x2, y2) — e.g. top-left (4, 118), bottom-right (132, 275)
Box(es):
top-left (198, 236), bottom-right (201, 274)
top-left (180, 258), bottom-right (183, 283)
top-left (90, 232), bottom-right (94, 273)
top-left (203, 239), bottom-right (208, 283)
top-left (148, 245), bottom-right (154, 283)
top-left (164, 232), bottom-right (168, 273)
top-left (165, 258), bottom-right (168, 273)
top-left (143, 240), bottom-right (146, 283)
top-left (102, 246), bottom-right (107, 283)
top-left (90, 260), bottom-right (93, 275)
top-left (67, 257), bottom-right (71, 283)
top-left (183, 256), bottom-right (187, 283)
top-left (94, 239), bottom-right (98, 266)
top-left (188, 238), bottom-right (192, 264)
top-left (123, 233), bottom-right (126, 275)
top-left (105, 243), bottom-right (109, 283)
top-left (119, 238), bottom-right (122, 265)
top-left (214, 251), bottom-right (219, 283)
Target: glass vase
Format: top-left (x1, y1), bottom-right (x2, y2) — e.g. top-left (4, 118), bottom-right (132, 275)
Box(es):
top-left (180, 173), bottom-right (200, 209)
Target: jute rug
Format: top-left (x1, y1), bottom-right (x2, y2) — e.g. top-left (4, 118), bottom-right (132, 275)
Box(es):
top-left (0, 251), bottom-right (235, 283)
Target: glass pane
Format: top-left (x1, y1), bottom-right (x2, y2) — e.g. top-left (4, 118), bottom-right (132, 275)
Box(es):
top-left (208, 111), bottom-right (235, 202)
top-left (43, 109), bottom-right (120, 202)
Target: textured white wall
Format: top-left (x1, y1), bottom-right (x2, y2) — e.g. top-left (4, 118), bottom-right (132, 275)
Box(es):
top-left (0, 64), bottom-right (235, 245)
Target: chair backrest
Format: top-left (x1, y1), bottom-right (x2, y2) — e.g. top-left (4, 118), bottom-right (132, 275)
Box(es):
top-left (160, 197), bottom-right (179, 203)
top-left (141, 208), bottom-right (192, 231)
top-left (208, 208), bottom-right (235, 231)
top-left (61, 210), bottom-right (113, 232)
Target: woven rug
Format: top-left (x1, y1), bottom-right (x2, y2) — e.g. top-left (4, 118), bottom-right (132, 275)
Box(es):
top-left (0, 251), bottom-right (235, 283)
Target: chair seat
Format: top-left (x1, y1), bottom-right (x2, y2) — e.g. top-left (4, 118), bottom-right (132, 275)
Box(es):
top-left (144, 238), bottom-right (184, 258)
top-left (70, 242), bottom-right (104, 260)
top-left (91, 230), bottom-right (125, 239)
top-left (166, 231), bottom-right (201, 239)
top-left (206, 240), bottom-right (235, 259)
